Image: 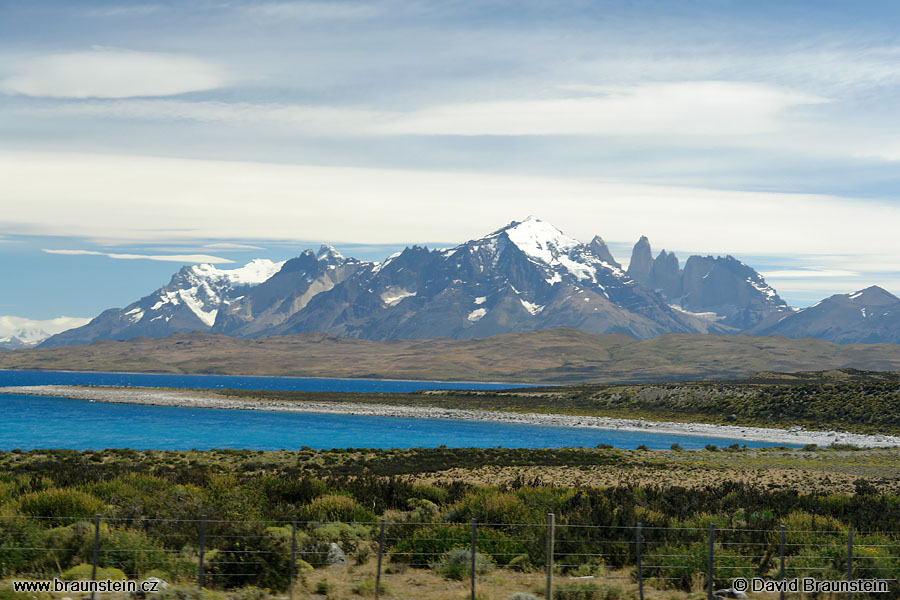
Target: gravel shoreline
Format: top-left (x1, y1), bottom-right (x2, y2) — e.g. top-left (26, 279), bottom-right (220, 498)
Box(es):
top-left (4, 385), bottom-right (900, 447)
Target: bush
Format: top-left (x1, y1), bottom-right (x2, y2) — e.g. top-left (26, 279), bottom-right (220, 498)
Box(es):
top-left (433, 547), bottom-right (493, 580)
top-left (315, 579), bottom-right (331, 595)
top-left (300, 494), bottom-right (376, 523)
top-left (17, 489), bottom-right (104, 525)
top-left (227, 587), bottom-right (268, 600)
top-left (155, 585), bottom-right (227, 600)
top-left (392, 524), bottom-right (527, 567)
top-left (507, 594), bottom-right (540, 600)
top-left (553, 582), bottom-right (602, 600)
top-left (351, 578), bottom-right (389, 596)
top-left (61, 563), bottom-right (127, 581)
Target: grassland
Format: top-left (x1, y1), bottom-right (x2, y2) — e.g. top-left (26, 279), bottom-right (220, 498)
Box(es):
top-left (4, 328), bottom-right (900, 383)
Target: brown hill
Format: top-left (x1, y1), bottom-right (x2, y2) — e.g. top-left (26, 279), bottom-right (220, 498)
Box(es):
top-left (4, 328), bottom-right (900, 384)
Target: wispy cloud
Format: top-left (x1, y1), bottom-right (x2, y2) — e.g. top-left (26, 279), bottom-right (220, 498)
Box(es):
top-left (0, 48), bottom-right (232, 99)
top-left (42, 249), bottom-right (234, 263)
top-left (203, 242), bottom-right (266, 251)
top-left (26, 81), bottom-right (825, 137)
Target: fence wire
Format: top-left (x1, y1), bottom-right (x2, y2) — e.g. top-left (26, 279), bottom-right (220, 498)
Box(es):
top-left (2, 515), bottom-right (899, 598)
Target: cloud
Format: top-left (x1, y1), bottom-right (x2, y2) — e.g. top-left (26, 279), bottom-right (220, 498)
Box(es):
top-left (26, 81), bottom-right (826, 137)
top-left (0, 48), bottom-right (232, 99)
top-left (41, 249), bottom-right (235, 263)
top-left (203, 242), bottom-right (266, 250)
top-left (371, 82), bottom-right (828, 137)
top-left (4, 150), bottom-right (895, 259)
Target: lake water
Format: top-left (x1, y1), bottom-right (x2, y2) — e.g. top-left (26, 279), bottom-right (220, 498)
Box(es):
top-left (0, 370), bottom-right (793, 451)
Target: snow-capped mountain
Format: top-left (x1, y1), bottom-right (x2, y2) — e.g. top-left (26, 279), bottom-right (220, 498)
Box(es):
top-left (0, 316), bottom-right (90, 349)
top-left (36, 217), bottom-right (896, 347)
top-left (260, 216), bottom-right (704, 340)
top-left (40, 259), bottom-right (285, 347)
top-left (750, 286), bottom-right (900, 343)
top-left (212, 245), bottom-right (369, 337)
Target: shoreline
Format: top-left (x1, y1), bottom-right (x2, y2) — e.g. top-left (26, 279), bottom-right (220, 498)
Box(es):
top-left (0, 368), bottom-right (541, 387)
top-left (4, 385), bottom-right (900, 448)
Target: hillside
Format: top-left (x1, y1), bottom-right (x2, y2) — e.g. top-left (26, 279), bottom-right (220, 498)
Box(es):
top-left (4, 328), bottom-right (900, 384)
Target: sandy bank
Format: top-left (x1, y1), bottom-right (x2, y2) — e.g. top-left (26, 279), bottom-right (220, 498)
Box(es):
top-left (3, 385), bottom-right (899, 448)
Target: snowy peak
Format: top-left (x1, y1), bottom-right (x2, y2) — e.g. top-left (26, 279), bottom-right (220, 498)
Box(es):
top-left (317, 244), bottom-right (346, 262)
top-left (498, 216), bottom-right (582, 263)
top-left (189, 258), bottom-right (285, 286)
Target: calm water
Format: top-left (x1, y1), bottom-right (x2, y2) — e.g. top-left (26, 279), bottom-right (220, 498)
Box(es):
top-left (0, 370), bottom-right (793, 450)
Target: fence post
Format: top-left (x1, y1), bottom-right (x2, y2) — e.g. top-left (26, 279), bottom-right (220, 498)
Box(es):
top-left (198, 513), bottom-right (207, 588)
top-left (546, 513), bottom-right (555, 600)
top-left (90, 514), bottom-right (101, 600)
top-left (707, 524), bottom-right (715, 600)
top-left (847, 526), bottom-right (854, 600)
top-left (636, 522), bottom-right (644, 600)
top-left (375, 519), bottom-right (386, 600)
top-left (779, 525), bottom-right (786, 600)
top-left (290, 519), bottom-right (297, 600)
top-left (470, 518), bottom-right (477, 600)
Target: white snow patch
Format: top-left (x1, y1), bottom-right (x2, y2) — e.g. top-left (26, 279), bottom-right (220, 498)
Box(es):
top-left (669, 304), bottom-right (726, 322)
top-left (861, 308), bottom-right (868, 318)
top-left (191, 258), bottom-right (284, 286)
top-left (850, 291), bottom-right (865, 299)
top-left (474, 296), bottom-right (487, 305)
top-left (467, 308), bottom-right (487, 322)
top-left (520, 299), bottom-right (544, 315)
top-left (381, 290), bottom-right (416, 306)
top-left (545, 272), bottom-right (562, 285)
top-left (505, 216), bottom-right (581, 263)
top-left (125, 308), bottom-right (144, 323)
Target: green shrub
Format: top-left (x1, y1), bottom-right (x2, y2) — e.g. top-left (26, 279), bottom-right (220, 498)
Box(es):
top-left (61, 563), bottom-right (127, 581)
top-left (392, 524), bottom-right (527, 567)
top-left (17, 489), bottom-right (104, 525)
top-left (447, 489), bottom-right (535, 524)
top-left (351, 578), bottom-right (389, 596)
top-left (433, 547), bottom-right (493, 580)
top-left (315, 579), bottom-right (332, 595)
top-left (300, 494), bottom-right (376, 523)
top-left (227, 587), bottom-right (269, 600)
top-left (155, 585), bottom-right (228, 600)
top-left (553, 582), bottom-right (602, 600)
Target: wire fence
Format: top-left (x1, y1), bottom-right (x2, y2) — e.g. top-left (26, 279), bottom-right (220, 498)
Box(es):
top-left (3, 513), bottom-right (900, 598)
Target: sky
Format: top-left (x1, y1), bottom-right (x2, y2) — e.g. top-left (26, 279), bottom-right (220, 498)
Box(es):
top-left (2, 0), bottom-right (900, 324)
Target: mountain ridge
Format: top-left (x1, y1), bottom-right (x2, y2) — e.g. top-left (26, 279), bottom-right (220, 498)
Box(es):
top-left (36, 217), bottom-right (899, 347)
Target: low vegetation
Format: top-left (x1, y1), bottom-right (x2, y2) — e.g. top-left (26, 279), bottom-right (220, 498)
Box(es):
top-left (3, 446), bottom-right (900, 595)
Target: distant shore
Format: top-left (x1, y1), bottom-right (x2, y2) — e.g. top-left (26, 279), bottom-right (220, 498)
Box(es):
top-left (4, 384), bottom-right (900, 448)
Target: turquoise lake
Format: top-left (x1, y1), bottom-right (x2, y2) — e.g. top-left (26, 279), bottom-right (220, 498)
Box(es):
top-left (0, 370), bottom-right (794, 450)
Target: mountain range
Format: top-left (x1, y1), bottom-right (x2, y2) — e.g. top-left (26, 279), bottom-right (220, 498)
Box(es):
top-left (38, 217), bottom-right (900, 347)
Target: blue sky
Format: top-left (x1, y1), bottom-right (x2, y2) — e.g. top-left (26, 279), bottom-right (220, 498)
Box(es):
top-left (2, 0), bottom-right (900, 322)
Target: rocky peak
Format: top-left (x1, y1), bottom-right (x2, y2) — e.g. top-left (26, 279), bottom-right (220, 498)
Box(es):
top-left (589, 235), bottom-right (621, 269)
top-left (627, 236), bottom-right (653, 287)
